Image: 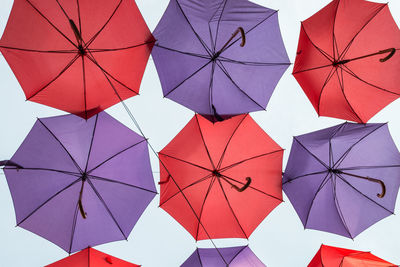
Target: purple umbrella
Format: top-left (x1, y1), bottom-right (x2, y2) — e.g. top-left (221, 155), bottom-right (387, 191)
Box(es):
top-left (2, 112), bottom-right (157, 253)
top-left (152, 0), bottom-right (290, 122)
top-left (181, 246), bottom-right (265, 266)
top-left (283, 122), bottom-right (400, 239)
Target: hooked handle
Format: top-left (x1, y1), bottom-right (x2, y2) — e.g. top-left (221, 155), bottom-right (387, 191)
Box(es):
top-left (379, 48), bottom-right (396, 62)
top-left (0, 160), bottom-right (23, 169)
top-left (159, 174), bottom-right (171, 185)
top-left (230, 177), bottom-right (252, 192)
top-left (340, 171), bottom-right (386, 198)
top-left (78, 180), bottom-right (87, 219)
top-left (233, 27), bottom-right (246, 47)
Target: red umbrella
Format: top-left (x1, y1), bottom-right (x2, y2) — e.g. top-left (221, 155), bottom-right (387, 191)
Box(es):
top-left (293, 0), bottom-right (400, 123)
top-left (158, 114), bottom-right (283, 240)
top-left (46, 247), bottom-right (140, 266)
top-left (0, 0), bottom-right (154, 119)
top-left (308, 244), bottom-right (397, 267)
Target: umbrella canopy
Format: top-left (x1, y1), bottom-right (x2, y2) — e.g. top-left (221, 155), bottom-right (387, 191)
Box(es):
top-left (152, 0), bottom-right (290, 122)
top-left (2, 112), bottom-right (157, 253)
top-left (308, 244), bottom-right (397, 267)
top-left (283, 122), bottom-right (400, 238)
top-left (159, 114), bottom-right (283, 240)
top-left (293, 0), bottom-right (400, 123)
top-left (0, 0), bottom-right (154, 119)
top-left (46, 247), bottom-right (140, 267)
top-left (181, 246), bottom-right (265, 267)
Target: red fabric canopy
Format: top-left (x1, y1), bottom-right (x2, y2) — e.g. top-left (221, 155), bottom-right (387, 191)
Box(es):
top-left (159, 114), bottom-right (283, 240)
top-left (0, 0), bottom-right (154, 119)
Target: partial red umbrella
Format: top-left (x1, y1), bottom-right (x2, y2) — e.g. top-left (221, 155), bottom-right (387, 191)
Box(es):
top-left (46, 247), bottom-right (140, 267)
top-left (0, 0), bottom-right (154, 119)
top-left (308, 244), bottom-right (397, 267)
top-left (293, 0), bottom-right (400, 123)
top-left (158, 114), bottom-right (283, 240)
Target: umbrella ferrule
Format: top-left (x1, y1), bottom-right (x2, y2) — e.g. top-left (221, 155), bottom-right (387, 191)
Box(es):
top-left (212, 169), bottom-right (222, 177)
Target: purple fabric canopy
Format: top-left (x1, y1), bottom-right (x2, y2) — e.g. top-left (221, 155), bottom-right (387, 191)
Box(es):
top-left (3, 112), bottom-right (157, 253)
top-left (283, 122), bottom-right (400, 238)
top-left (152, 0), bottom-right (290, 121)
top-left (181, 246), bottom-right (265, 266)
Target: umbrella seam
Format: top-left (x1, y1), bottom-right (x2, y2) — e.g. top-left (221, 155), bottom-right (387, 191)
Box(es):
top-left (153, 44), bottom-right (210, 59)
top-left (194, 177), bottom-right (217, 240)
top-left (230, 245), bottom-right (249, 264)
top-left (68, 202), bottom-right (80, 253)
top-left (293, 137), bottom-right (329, 169)
top-left (317, 66), bottom-right (337, 115)
top-left (332, 176), bottom-right (354, 239)
top-left (158, 153), bottom-right (213, 173)
top-left (212, 0), bottom-right (229, 52)
top-left (283, 170), bottom-right (328, 184)
top-left (84, 114), bottom-right (99, 172)
top-left (88, 174), bottom-right (158, 194)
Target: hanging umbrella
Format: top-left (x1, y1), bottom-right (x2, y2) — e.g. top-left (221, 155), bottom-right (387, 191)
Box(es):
top-left (2, 112), bottom-right (157, 253)
top-left (308, 244), bottom-right (397, 267)
top-left (0, 0), bottom-right (154, 119)
top-left (46, 247), bottom-right (140, 267)
top-left (293, 0), bottom-right (400, 123)
top-left (181, 246), bottom-right (265, 267)
top-left (283, 122), bottom-right (400, 238)
top-left (152, 0), bottom-right (290, 122)
top-left (158, 114), bottom-right (283, 240)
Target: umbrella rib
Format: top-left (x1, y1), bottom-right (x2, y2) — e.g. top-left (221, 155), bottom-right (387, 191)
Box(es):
top-left (76, 0), bottom-right (83, 35)
top-left (158, 153), bottom-right (212, 173)
top-left (68, 203), bottom-right (80, 253)
top-left (283, 170), bottom-right (329, 184)
top-left (0, 46), bottom-right (76, 54)
top-left (27, 54), bottom-right (80, 100)
top-left (174, 0), bottom-right (212, 56)
top-left (216, 114), bottom-right (248, 169)
top-left (85, 53), bottom-right (138, 94)
top-left (84, 114), bottom-right (99, 172)
top-left (293, 137), bottom-right (329, 169)
top-left (292, 63), bottom-right (334, 75)
top-left (153, 44), bottom-right (210, 59)
top-left (219, 149), bottom-right (284, 173)
top-left (208, 61), bottom-right (216, 119)
top-left (335, 67), bottom-right (363, 123)
top-left (196, 249), bottom-right (204, 267)
top-left (299, 23), bottom-right (334, 62)
top-left (333, 124), bottom-right (387, 169)
top-left (220, 10), bottom-right (278, 55)
top-left (88, 41), bottom-right (155, 53)
top-left (336, 174), bottom-right (393, 214)
top-left (37, 118), bottom-right (83, 173)
top-left (338, 4), bottom-right (387, 61)
top-left (84, 0), bottom-right (123, 48)
top-left (86, 179), bottom-right (128, 240)
top-left (332, 177), bottom-right (354, 239)
top-left (3, 167), bottom-right (81, 177)
top-left (212, 0), bottom-right (229, 52)
top-left (221, 174), bottom-right (283, 202)
top-left (194, 177), bottom-right (217, 240)
top-left (88, 175), bottom-right (158, 194)
top-left (164, 61), bottom-right (212, 98)
top-left (195, 115), bottom-right (216, 169)
top-left (341, 64), bottom-right (400, 96)
top-left (332, 0), bottom-right (340, 61)
top-left (159, 174), bottom-right (213, 207)
top-left (304, 173), bottom-right (331, 228)
top-left (87, 139), bottom-right (147, 174)
top-left (55, 0), bottom-right (72, 21)
top-left (317, 66), bottom-right (337, 115)
top-left (17, 178), bottom-right (81, 226)
top-left (230, 246), bottom-right (249, 264)
top-left (340, 164), bottom-right (400, 171)
top-left (24, 0), bottom-right (77, 48)
top-left (216, 178), bottom-right (249, 239)
top-left (218, 56), bottom-right (291, 67)
top-left (215, 61), bottom-right (265, 110)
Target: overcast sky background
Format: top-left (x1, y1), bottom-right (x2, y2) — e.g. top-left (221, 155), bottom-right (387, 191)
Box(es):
top-left (1, 0), bottom-right (400, 266)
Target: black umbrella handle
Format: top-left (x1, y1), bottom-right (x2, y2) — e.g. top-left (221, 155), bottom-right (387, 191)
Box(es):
top-left (158, 174), bottom-right (171, 185)
top-left (218, 26), bottom-right (246, 54)
top-left (340, 171), bottom-right (386, 198)
top-left (78, 180), bottom-right (87, 219)
top-left (222, 176), bottom-right (252, 192)
top-left (379, 48), bottom-right (396, 62)
top-left (69, 19), bottom-right (83, 46)
top-left (0, 160), bottom-right (23, 169)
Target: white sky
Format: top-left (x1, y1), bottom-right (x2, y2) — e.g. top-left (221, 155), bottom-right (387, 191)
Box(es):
top-left (1, 0), bottom-right (400, 266)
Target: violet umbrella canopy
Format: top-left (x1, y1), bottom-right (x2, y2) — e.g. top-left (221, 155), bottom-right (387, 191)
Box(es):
top-left (283, 122), bottom-right (400, 238)
top-left (181, 246), bottom-right (265, 267)
top-left (152, 0), bottom-right (290, 122)
top-left (2, 112), bottom-right (157, 253)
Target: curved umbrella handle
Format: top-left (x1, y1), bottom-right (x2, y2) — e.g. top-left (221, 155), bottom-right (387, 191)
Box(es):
top-left (366, 177), bottom-right (386, 198)
top-left (229, 177), bottom-right (252, 192)
top-left (0, 160), bottom-right (23, 169)
top-left (158, 174), bottom-right (171, 185)
top-left (235, 27), bottom-right (246, 47)
top-left (78, 180), bottom-right (87, 219)
top-left (379, 48), bottom-right (396, 62)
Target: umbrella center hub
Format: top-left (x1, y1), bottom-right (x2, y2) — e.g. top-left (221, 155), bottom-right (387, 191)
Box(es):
top-left (332, 59), bottom-right (349, 66)
top-left (81, 172), bottom-right (88, 181)
top-left (78, 45), bottom-right (87, 56)
top-left (328, 168), bottom-right (342, 174)
top-left (212, 169), bottom-right (222, 177)
top-left (211, 51), bottom-right (221, 61)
